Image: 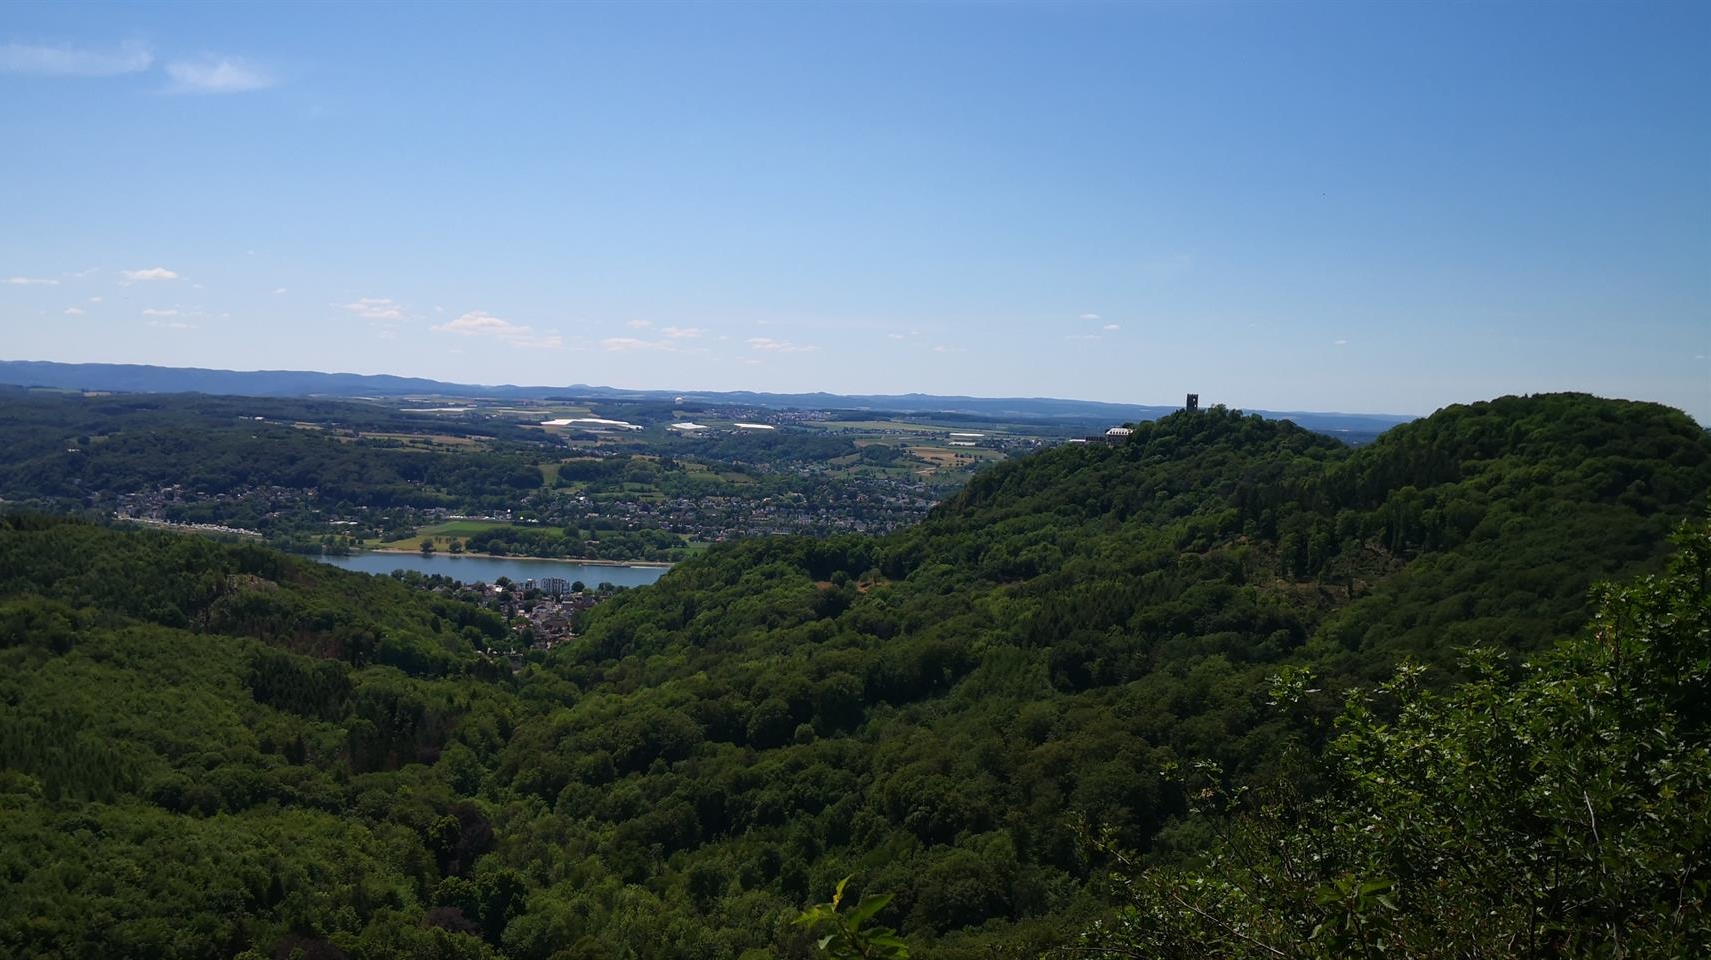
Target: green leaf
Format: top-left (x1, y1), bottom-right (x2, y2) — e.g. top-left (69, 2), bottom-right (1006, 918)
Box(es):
top-left (846, 892), bottom-right (893, 928)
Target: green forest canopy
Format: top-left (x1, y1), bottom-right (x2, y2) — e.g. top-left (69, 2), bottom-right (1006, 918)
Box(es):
top-left (0, 392), bottom-right (1706, 959)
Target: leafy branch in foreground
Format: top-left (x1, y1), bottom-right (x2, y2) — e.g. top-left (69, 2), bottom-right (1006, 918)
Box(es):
top-left (1073, 518), bottom-right (1711, 959)
top-left (794, 876), bottom-right (910, 959)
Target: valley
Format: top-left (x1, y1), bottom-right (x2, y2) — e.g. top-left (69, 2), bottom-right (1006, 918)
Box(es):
top-left (1, 391), bottom-right (1705, 958)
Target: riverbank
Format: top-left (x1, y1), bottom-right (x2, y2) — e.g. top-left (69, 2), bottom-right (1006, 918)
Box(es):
top-left (361, 546), bottom-right (674, 568)
top-left (318, 551), bottom-right (669, 588)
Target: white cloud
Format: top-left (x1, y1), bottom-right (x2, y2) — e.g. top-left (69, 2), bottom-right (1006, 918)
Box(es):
top-left (4, 276), bottom-right (58, 286)
top-left (748, 336), bottom-right (816, 353)
top-left (145, 319), bottom-right (192, 330)
top-left (600, 337), bottom-right (658, 352)
top-left (342, 297), bottom-right (416, 341)
top-left (0, 40), bottom-right (152, 76)
top-left (435, 311), bottom-right (516, 336)
top-left (62, 307), bottom-right (84, 316)
top-left (662, 326), bottom-right (703, 339)
top-left (343, 297), bottom-right (409, 322)
top-left (271, 287), bottom-right (287, 295)
top-left (433, 310), bottom-right (561, 349)
top-left (89, 296), bottom-right (103, 303)
top-left (1102, 323), bottom-right (1120, 332)
top-left (932, 345), bottom-right (966, 354)
top-left (626, 319), bottom-right (652, 329)
top-left (165, 57), bottom-right (273, 94)
top-left (1079, 313), bottom-right (1102, 321)
top-left (1333, 339), bottom-right (1348, 346)
top-left (120, 267), bottom-right (178, 282)
top-left (141, 307), bottom-right (179, 317)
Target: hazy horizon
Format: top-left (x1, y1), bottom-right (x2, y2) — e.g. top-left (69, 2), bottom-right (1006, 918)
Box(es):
top-left (3, 2), bottom-right (1707, 421)
top-left (7, 356), bottom-right (1445, 418)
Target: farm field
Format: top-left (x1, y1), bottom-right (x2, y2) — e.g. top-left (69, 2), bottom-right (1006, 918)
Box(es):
top-left (816, 419), bottom-right (952, 433)
top-left (355, 431), bottom-right (488, 449)
top-left (376, 518), bottom-right (519, 550)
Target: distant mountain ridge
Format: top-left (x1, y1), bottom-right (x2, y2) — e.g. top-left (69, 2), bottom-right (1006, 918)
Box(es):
top-left (0, 359), bottom-right (1414, 434)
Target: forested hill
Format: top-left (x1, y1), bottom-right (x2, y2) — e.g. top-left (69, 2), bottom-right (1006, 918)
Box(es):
top-left (1, 393), bottom-right (1707, 960)
top-left (562, 393), bottom-right (1708, 948)
top-left (903, 392), bottom-right (1711, 673)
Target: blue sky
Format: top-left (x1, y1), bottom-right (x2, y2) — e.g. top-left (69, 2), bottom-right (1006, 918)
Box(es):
top-left (2, 1), bottom-right (1706, 420)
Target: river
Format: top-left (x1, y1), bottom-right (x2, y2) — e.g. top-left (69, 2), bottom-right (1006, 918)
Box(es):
top-left (315, 551), bottom-right (669, 588)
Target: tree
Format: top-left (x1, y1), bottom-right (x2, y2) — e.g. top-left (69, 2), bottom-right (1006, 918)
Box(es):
top-left (1076, 518), bottom-right (1711, 959)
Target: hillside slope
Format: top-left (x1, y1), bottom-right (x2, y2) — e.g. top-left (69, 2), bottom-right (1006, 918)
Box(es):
top-left (0, 393), bottom-right (1705, 960)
